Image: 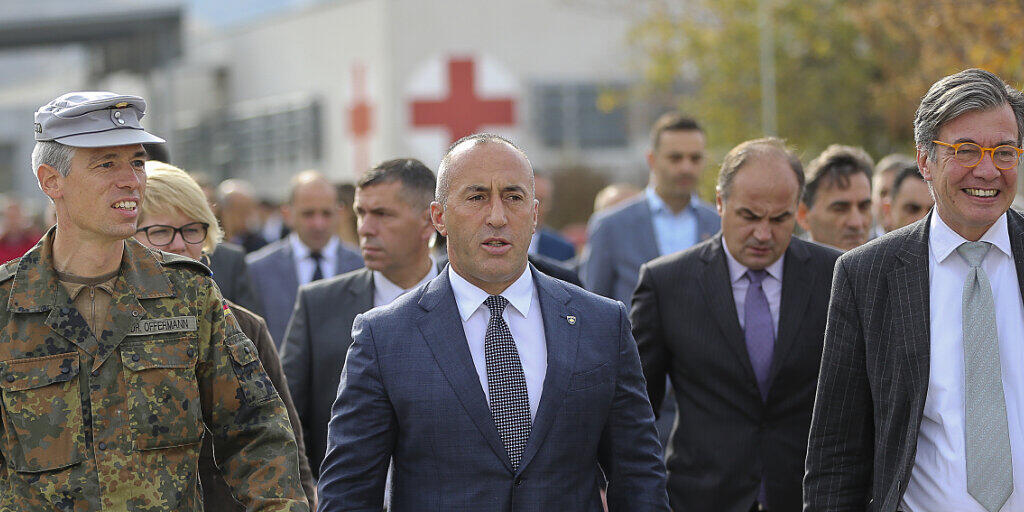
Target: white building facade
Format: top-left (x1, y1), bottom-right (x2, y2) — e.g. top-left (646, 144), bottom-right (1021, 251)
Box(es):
top-left (167, 0), bottom-right (657, 198)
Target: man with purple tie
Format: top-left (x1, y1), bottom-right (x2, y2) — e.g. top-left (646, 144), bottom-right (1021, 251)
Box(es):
top-left (631, 137), bottom-right (840, 512)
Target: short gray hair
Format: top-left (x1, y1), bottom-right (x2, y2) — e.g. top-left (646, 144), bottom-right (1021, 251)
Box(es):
top-left (915, 68), bottom-right (1024, 160)
top-left (717, 137), bottom-right (803, 201)
top-left (435, 133), bottom-right (532, 206)
top-left (31, 141), bottom-right (75, 178)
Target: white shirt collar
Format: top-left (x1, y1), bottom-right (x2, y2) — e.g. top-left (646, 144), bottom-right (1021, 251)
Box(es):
top-left (448, 264), bottom-right (535, 322)
top-left (373, 261), bottom-right (438, 298)
top-left (929, 210), bottom-right (1012, 264)
top-left (289, 232), bottom-right (340, 261)
top-left (721, 235), bottom-right (785, 284)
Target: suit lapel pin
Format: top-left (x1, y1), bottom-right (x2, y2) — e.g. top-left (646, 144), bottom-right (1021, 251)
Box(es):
top-left (566, 315), bottom-right (577, 325)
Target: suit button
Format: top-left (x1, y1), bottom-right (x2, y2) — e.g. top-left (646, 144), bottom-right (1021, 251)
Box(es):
top-left (98, 442), bottom-right (107, 451)
top-left (131, 354), bottom-right (140, 362)
top-left (61, 366), bottom-right (70, 374)
top-left (514, 477), bottom-right (524, 487)
top-left (5, 375), bottom-right (13, 382)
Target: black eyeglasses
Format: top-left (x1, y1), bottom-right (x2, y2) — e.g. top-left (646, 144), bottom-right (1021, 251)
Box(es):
top-left (136, 222), bottom-right (209, 246)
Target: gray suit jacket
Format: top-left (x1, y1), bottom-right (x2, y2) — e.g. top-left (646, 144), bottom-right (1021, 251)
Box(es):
top-left (317, 266), bottom-right (669, 511)
top-left (206, 243), bottom-right (261, 315)
top-left (581, 194), bottom-right (720, 305)
top-left (280, 268), bottom-right (372, 477)
top-left (804, 209), bottom-right (1024, 512)
top-left (280, 263), bottom-right (445, 475)
top-left (246, 238), bottom-right (363, 346)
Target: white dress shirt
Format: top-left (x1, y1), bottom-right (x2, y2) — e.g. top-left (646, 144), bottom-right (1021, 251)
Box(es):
top-left (721, 237), bottom-right (784, 336)
top-left (901, 212), bottom-right (1024, 512)
top-left (289, 233), bottom-right (341, 286)
top-left (448, 266), bottom-right (547, 421)
top-left (372, 263), bottom-right (438, 308)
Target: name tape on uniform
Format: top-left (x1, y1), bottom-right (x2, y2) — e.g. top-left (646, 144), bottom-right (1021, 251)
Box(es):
top-left (126, 316), bottom-right (198, 336)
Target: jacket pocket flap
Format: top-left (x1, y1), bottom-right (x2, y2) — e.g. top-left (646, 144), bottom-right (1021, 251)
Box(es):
top-left (569, 362), bottom-right (611, 390)
top-left (121, 338), bottom-right (197, 371)
top-left (0, 353), bottom-right (79, 392)
top-left (225, 333), bottom-right (259, 366)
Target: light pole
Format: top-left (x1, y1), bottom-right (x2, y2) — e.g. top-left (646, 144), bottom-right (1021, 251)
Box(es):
top-left (758, 0), bottom-right (777, 136)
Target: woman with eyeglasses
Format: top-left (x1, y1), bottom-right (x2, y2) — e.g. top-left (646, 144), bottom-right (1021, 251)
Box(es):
top-left (137, 161), bottom-right (317, 510)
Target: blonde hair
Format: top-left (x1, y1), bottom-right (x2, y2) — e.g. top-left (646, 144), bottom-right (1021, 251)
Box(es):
top-left (141, 161), bottom-right (224, 253)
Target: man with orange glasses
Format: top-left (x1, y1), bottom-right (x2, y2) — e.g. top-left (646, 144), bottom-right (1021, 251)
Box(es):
top-left (806, 68), bottom-right (1024, 512)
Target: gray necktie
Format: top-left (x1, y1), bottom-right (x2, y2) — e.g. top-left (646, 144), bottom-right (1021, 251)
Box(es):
top-left (744, 269), bottom-right (774, 400)
top-left (958, 241), bottom-right (1013, 512)
top-left (484, 295), bottom-right (532, 469)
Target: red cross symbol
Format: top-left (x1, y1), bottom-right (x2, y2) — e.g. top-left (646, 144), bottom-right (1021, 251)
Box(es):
top-left (348, 62), bottom-right (373, 175)
top-left (411, 57), bottom-right (516, 143)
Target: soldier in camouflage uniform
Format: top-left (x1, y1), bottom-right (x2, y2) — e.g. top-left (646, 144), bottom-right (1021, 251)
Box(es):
top-left (0, 91), bottom-right (309, 511)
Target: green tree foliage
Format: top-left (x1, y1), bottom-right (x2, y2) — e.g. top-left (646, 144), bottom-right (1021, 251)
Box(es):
top-left (852, 0), bottom-right (1024, 147)
top-left (630, 0), bottom-right (884, 163)
top-left (627, 0), bottom-right (1024, 174)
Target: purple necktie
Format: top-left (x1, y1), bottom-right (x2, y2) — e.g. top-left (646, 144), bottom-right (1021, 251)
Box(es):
top-left (744, 269), bottom-right (775, 400)
top-left (745, 269), bottom-right (775, 507)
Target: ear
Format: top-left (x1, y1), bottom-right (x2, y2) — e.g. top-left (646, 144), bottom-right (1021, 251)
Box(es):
top-left (881, 197), bottom-right (892, 220)
top-left (419, 206), bottom-right (435, 241)
top-left (36, 164), bottom-right (63, 201)
top-left (796, 202), bottom-right (811, 231)
top-left (715, 191), bottom-right (724, 216)
top-left (916, 146), bottom-right (933, 181)
top-left (646, 150), bottom-right (655, 170)
top-left (531, 198), bottom-right (539, 233)
top-left (281, 204), bottom-right (294, 227)
top-left (429, 201), bottom-right (447, 236)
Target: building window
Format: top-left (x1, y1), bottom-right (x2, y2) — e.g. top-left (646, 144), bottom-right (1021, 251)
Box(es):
top-left (533, 82), bottom-right (628, 149)
top-left (174, 96), bottom-right (322, 184)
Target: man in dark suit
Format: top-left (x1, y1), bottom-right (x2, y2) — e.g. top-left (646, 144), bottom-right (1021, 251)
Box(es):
top-left (318, 134), bottom-right (668, 511)
top-left (633, 138), bottom-right (840, 512)
top-left (805, 68), bottom-right (1024, 512)
top-left (281, 158), bottom-right (440, 476)
top-left (246, 170), bottom-right (363, 345)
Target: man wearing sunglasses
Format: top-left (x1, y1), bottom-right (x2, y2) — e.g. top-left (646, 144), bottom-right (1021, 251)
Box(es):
top-left (805, 69), bottom-right (1024, 512)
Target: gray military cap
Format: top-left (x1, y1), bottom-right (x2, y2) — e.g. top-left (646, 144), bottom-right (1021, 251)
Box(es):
top-left (34, 91), bottom-right (165, 148)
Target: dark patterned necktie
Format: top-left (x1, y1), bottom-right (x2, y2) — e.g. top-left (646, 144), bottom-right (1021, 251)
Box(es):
top-left (310, 251), bottom-right (324, 282)
top-left (483, 295), bottom-right (532, 469)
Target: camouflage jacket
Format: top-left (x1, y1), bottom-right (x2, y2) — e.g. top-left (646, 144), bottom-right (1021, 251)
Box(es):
top-left (0, 231), bottom-right (309, 511)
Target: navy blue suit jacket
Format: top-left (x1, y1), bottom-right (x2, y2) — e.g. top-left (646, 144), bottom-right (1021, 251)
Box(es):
top-left (317, 266), bottom-right (668, 511)
top-left (535, 226), bottom-right (576, 262)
